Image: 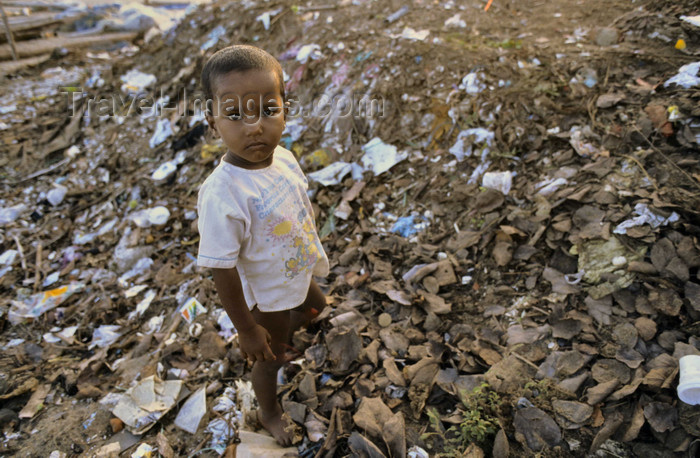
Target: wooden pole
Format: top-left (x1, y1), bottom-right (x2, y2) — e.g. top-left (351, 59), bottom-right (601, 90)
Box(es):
top-left (0, 0), bottom-right (18, 61)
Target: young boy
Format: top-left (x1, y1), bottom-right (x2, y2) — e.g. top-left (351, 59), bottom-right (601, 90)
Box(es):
top-left (196, 45), bottom-right (329, 446)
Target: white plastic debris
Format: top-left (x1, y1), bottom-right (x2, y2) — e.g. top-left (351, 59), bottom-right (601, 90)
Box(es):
top-left (613, 203), bottom-right (680, 234)
top-left (397, 27), bottom-right (430, 41)
top-left (120, 69), bottom-right (156, 94)
top-left (664, 61), bottom-right (700, 89)
top-left (98, 2), bottom-right (185, 33)
top-left (569, 127), bottom-right (599, 157)
top-left (216, 308), bottom-right (236, 339)
top-left (445, 13), bottom-right (466, 28)
top-left (256, 9), bottom-right (281, 30)
top-left (201, 25), bottom-right (226, 51)
top-left (408, 445), bottom-right (430, 458)
top-left (131, 443), bottom-right (154, 458)
top-left (146, 315), bottom-right (164, 334)
top-left (188, 322), bottom-right (203, 338)
top-left (0, 203), bottom-right (28, 225)
top-left (307, 161), bottom-right (353, 186)
top-left (47, 184), bottom-right (68, 206)
top-left (536, 177), bottom-right (568, 196)
top-left (0, 249), bottom-right (18, 265)
top-left (296, 44), bottom-right (322, 64)
top-left (213, 387), bottom-right (237, 413)
top-left (482, 171), bottom-right (513, 195)
top-left (206, 418), bottom-right (236, 455)
top-left (175, 388), bottom-right (207, 434)
top-left (151, 161), bottom-right (177, 181)
top-left (73, 218), bottom-right (118, 245)
top-left (89, 325), bottom-right (122, 349)
top-left (361, 137), bottom-right (408, 175)
top-left (149, 118), bottom-right (173, 148)
top-left (449, 128), bottom-right (494, 161)
top-left (129, 206), bottom-right (170, 227)
top-left (459, 72), bottom-right (485, 94)
top-left (54, 325), bottom-right (78, 344)
top-left (110, 376), bottom-right (183, 434)
top-left (129, 289), bottom-right (157, 320)
top-left (42, 271), bottom-right (60, 287)
top-left (680, 15), bottom-right (700, 28)
top-left (118, 257), bottom-right (154, 286)
top-left (124, 284), bottom-right (149, 298)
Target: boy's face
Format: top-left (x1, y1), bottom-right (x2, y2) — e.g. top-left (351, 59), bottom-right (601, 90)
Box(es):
top-left (206, 69), bottom-right (285, 169)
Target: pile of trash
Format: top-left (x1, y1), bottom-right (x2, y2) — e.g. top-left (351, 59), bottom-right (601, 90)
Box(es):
top-left (1, 0), bottom-right (700, 456)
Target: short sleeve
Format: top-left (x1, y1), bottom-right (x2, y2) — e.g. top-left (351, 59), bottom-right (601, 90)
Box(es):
top-left (196, 185), bottom-right (246, 269)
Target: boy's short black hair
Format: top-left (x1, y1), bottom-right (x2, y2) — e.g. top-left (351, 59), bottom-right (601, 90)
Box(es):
top-left (201, 45), bottom-right (285, 102)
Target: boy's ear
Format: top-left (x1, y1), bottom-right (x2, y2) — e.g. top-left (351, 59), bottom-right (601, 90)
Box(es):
top-left (205, 113), bottom-right (218, 136)
top-left (283, 100), bottom-right (290, 120)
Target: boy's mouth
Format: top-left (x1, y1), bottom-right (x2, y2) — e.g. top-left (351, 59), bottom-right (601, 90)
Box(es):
top-left (247, 141), bottom-right (267, 150)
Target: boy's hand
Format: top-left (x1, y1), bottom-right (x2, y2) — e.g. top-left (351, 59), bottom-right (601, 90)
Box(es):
top-left (238, 324), bottom-right (276, 362)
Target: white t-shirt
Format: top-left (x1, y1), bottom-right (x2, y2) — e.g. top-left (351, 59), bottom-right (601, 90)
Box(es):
top-left (196, 146), bottom-right (329, 312)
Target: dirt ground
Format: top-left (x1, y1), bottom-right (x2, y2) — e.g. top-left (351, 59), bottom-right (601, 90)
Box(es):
top-left (1, 0), bottom-right (700, 456)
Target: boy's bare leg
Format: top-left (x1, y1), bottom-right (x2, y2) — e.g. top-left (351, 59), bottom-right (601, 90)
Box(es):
top-left (289, 279), bottom-right (326, 340)
top-left (250, 308), bottom-right (295, 446)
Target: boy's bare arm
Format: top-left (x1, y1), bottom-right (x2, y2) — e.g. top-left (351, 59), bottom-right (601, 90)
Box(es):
top-left (211, 267), bottom-right (276, 361)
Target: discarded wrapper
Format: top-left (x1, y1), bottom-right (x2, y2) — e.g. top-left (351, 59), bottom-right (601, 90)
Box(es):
top-left (175, 387), bottom-right (207, 434)
top-left (8, 282), bottom-right (85, 325)
top-left (109, 376), bottom-right (183, 435)
top-left (180, 297), bottom-right (207, 323)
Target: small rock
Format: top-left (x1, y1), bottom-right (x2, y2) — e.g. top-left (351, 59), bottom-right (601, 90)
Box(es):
top-left (327, 327), bottom-right (363, 372)
top-left (595, 27), bottom-right (619, 46)
top-left (199, 331), bottom-right (227, 360)
top-left (644, 402), bottom-right (677, 433)
top-left (634, 317), bottom-right (657, 341)
top-left (592, 359), bottom-right (631, 384)
top-left (423, 311), bottom-right (441, 332)
top-left (94, 442), bottom-right (121, 458)
top-left (0, 409), bottom-right (18, 428)
top-left (348, 431), bottom-right (386, 457)
top-left (379, 327), bottom-right (410, 356)
top-left (352, 397), bottom-right (394, 439)
top-left (552, 400), bottom-right (594, 427)
top-left (558, 372), bottom-right (589, 394)
top-left (422, 276), bottom-right (439, 294)
top-left (585, 379), bottom-right (619, 405)
top-left (555, 350), bottom-right (589, 378)
top-left (612, 322), bottom-right (638, 349)
top-left (378, 312), bottom-right (392, 327)
top-left (486, 355), bottom-right (536, 393)
top-left (685, 282), bottom-right (700, 312)
top-left (627, 261), bottom-right (657, 275)
top-left (110, 417), bottom-right (124, 433)
top-left (658, 330), bottom-right (684, 351)
top-left (492, 429), bottom-right (510, 458)
top-left (514, 407), bottom-right (562, 451)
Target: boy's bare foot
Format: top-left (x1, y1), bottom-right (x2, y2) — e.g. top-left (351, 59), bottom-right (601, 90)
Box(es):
top-left (258, 408), bottom-right (297, 447)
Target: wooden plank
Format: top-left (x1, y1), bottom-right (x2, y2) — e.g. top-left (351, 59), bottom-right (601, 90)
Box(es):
top-left (0, 52), bottom-right (48, 75)
top-left (1, 1), bottom-right (71, 9)
top-left (0, 12), bottom-right (64, 34)
top-left (0, 31), bottom-right (137, 60)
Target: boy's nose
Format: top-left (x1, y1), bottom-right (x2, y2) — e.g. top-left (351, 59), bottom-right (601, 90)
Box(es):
top-left (244, 118), bottom-right (263, 135)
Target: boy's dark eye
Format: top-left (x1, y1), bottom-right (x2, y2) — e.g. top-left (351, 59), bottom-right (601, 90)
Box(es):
top-left (225, 112), bottom-right (241, 121)
top-left (263, 107), bottom-right (280, 117)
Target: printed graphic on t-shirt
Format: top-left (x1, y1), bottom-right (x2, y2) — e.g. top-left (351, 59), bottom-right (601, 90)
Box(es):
top-left (259, 176), bottom-right (321, 280)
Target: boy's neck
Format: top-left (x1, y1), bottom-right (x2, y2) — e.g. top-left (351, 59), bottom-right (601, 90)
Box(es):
top-left (224, 150), bottom-right (274, 170)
